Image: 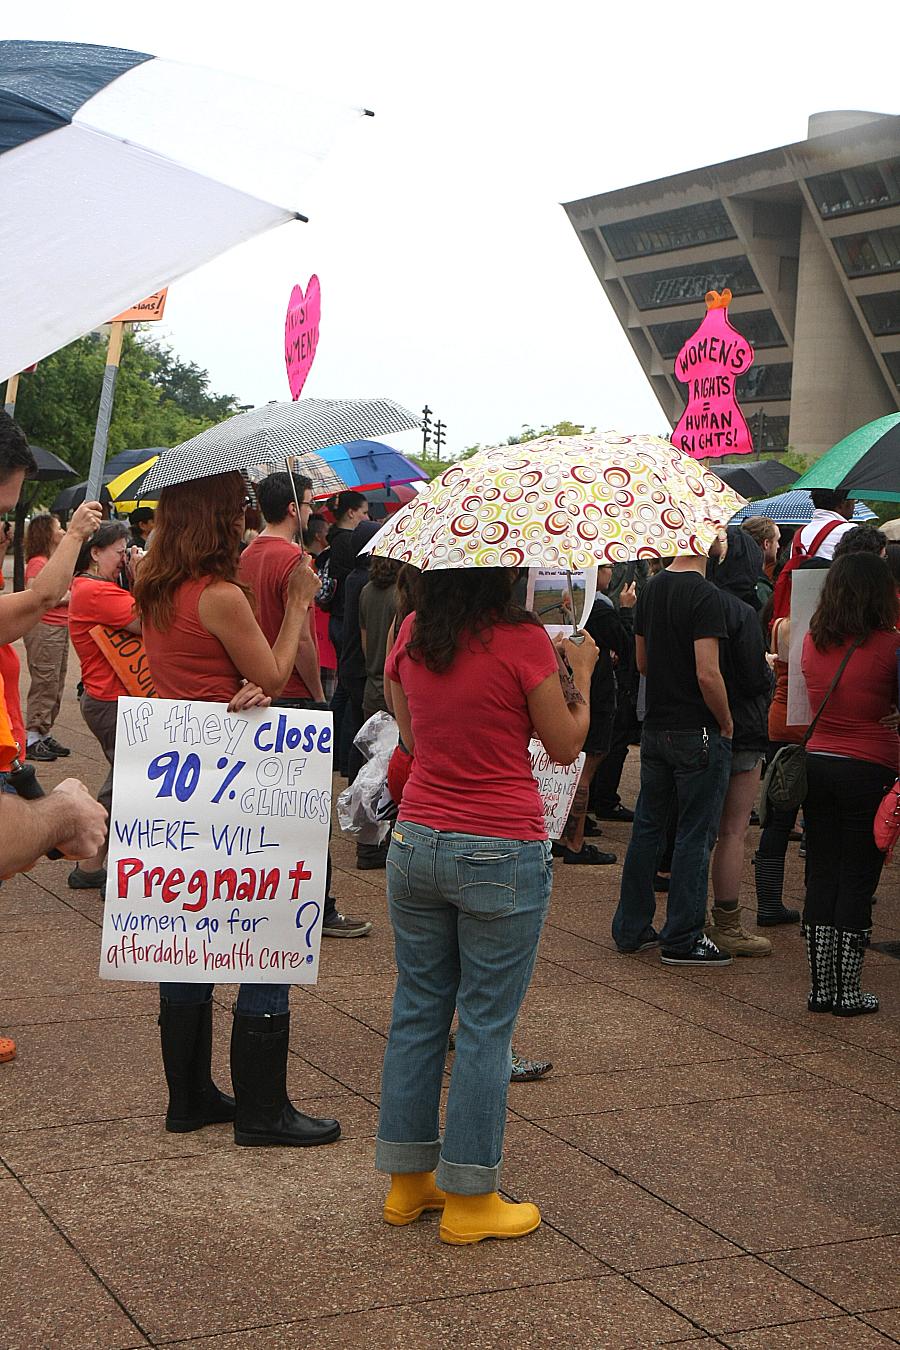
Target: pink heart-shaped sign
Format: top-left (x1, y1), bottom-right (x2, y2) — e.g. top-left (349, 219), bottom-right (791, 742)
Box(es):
top-left (284, 275), bottom-right (321, 400)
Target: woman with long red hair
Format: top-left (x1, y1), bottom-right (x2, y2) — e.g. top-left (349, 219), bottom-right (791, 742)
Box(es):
top-left (135, 472), bottom-right (339, 1149)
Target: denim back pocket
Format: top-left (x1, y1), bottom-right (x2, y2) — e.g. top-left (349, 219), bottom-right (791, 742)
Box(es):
top-left (386, 836), bottom-right (415, 903)
top-left (455, 850), bottom-right (518, 920)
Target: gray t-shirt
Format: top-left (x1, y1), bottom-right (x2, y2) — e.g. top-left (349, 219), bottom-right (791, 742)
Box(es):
top-left (358, 581), bottom-right (397, 713)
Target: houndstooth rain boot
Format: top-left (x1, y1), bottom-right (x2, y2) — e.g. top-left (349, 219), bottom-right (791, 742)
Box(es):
top-left (802, 923), bottom-right (835, 1013)
top-left (832, 929), bottom-right (879, 1017)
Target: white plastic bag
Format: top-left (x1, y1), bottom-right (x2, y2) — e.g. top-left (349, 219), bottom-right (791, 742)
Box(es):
top-left (336, 712), bottom-right (399, 842)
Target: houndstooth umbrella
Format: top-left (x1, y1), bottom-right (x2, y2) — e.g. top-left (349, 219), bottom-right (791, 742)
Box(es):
top-left (141, 397), bottom-right (422, 494)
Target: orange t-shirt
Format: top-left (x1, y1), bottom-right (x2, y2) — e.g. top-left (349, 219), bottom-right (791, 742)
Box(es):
top-left (69, 576), bottom-right (136, 701)
top-left (25, 555), bottom-right (68, 626)
top-left (143, 577), bottom-right (242, 703)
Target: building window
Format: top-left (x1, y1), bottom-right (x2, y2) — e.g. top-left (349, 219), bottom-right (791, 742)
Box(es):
top-left (600, 201), bottom-right (736, 261)
top-left (650, 310), bottom-right (785, 359)
top-left (859, 292), bottom-right (900, 336)
top-left (626, 257), bottom-right (761, 310)
top-left (735, 364), bottom-right (792, 402)
top-left (833, 227), bottom-right (900, 278)
top-left (883, 351), bottom-right (900, 387)
top-left (807, 158), bottom-right (900, 218)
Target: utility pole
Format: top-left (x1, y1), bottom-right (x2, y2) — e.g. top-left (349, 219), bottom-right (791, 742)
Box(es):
top-left (752, 409), bottom-right (767, 460)
top-left (434, 419), bottom-right (446, 460)
top-left (421, 405), bottom-right (432, 457)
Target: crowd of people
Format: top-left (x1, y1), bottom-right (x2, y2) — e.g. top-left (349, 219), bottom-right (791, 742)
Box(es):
top-left (0, 410), bottom-right (897, 1244)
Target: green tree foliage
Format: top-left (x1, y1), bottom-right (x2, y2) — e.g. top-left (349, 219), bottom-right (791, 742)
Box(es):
top-left (13, 332), bottom-right (241, 489)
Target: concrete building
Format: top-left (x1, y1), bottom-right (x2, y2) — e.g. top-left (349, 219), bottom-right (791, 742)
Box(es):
top-left (564, 112), bottom-right (900, 459)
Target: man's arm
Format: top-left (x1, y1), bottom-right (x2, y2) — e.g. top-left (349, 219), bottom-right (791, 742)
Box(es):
top-left (0, 501), bottom-right (101, 645)
top-left (293, 605), bottom-right (325, 702)
top-left (694, 637), bottom-right (733, 738)
top-left (0, 779), bottom-right (107, 878)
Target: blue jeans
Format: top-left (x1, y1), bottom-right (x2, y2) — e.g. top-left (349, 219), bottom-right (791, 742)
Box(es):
top-left (376, 822), bottom-right (552, 1194)
top-left (159, 982), bottom-right (289, 1015)
top-left (612, 727), bottom-right (731, 953)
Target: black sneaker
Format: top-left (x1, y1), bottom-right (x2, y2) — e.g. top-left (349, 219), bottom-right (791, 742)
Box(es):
top-left (584, 815), bottom-right (603, 837)
top-left (562, 844), bottom-right (617, 865)
top-left (660, 935), bottom-right (732, 967)
top-left (321, 912), bottom-right (373, 939)
top-left (68, 866), bottom-right (107, 891)
top-left (616, 927), bottom-right (659, 954)
top-left (594, 803), bottom-right (635, 823)
top-left (43, 736), bottom-right (71, 757)
top-left (26, 739), bottom-right (57, 761)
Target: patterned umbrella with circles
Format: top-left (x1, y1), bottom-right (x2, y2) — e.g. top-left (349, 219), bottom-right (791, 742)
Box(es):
top-left (141, 397), bottom-right (422, 495)
top-left (368, 433), bottom-right (746, 570)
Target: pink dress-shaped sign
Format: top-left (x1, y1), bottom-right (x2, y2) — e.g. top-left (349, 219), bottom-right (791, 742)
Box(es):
top-left (671, 289), bottom-right (755, 459)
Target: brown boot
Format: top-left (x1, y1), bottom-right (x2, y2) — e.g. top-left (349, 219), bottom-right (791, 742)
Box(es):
top-left (706, 903), bottom-right (772, 957)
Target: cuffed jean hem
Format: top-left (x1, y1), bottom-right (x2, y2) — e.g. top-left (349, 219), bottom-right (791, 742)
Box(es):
top-left (375, 1136), bottom-right (441, 1174)
top-left (436, 1155), bottom-right (501, 1196)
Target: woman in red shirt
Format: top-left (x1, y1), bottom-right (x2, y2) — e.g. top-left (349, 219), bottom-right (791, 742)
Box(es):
top-left (22, 513), bottom-right (71, 761)
top-left (134, 471), bottom-right (338, 1149)
top-left (801, 553), bottom-right (900, 1016)
top-left (67, 521), bottom-right (139, 890)
top-left (377, 568), bottom-right (596, 1244)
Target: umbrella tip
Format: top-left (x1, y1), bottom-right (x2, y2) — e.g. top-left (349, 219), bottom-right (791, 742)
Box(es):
top-left (363, 108), bottom-right (375, 117)
top-left (294, 212), bottom-right (309, 224)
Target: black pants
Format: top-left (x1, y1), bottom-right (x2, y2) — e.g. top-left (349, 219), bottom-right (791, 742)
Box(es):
top-left (590, 686), bottom-right (640, 812)
top-left (803, 754), bottom-right (893, 930)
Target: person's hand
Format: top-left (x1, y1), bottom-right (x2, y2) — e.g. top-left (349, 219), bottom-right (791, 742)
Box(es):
top-left (880, 705), bottom-right (899, 732)
top-left (720, 719), bottom-right (734, 740)
top-left (123, 545), bottom-right (144, 580)
top-left (228, 682), bottom-right (272, 712)
top-left (68, 500), bottom-right (103, 542)
top-left (556, 630), bottom-right (599, 678)
top-left (50, 779), bottom-right (108, 860)
top-left (619, 581), bottom-right (637, 609)
top-left (287, 555), bottom-right (323, 607)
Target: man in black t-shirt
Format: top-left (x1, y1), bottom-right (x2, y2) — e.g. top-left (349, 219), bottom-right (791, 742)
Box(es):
top-left (611, 552), bottom-right (734, 966)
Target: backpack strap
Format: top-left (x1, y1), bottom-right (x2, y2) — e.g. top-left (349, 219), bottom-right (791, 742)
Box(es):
top-left (794, 518), bottom-right (844, 560)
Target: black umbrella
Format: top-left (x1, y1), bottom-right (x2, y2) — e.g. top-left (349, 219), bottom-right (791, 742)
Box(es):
top-left (29, 444), bottom-right (79, 482)
top-left (6, 445), bottom-right (79, 590)
top-left (717, 460), bottom-right (799, 500)
top-left (50, 481), bottom-right (113, 514)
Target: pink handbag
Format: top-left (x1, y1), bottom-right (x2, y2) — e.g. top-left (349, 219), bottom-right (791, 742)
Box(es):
top-left (874, 776), bottom-right (900, 862)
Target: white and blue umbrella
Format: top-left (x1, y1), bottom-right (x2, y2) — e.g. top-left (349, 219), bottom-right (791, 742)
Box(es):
top-left (0, 40), bottom-right (369, 381)
top-left (729, 488), bottom-right (876, 526)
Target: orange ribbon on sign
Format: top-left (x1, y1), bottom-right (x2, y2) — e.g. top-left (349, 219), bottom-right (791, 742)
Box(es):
top-left (89, 626), bottom-right (157, 698)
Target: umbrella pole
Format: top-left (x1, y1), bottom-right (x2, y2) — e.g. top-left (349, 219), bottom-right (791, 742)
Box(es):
top-left (284, 458), bottom-right (303, 543)
top-left (85, 321), bottom-right (125, 502)
top-left (4, 374), bottom-right (25, 590)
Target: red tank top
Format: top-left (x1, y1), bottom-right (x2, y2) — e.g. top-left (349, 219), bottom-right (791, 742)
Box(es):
top-left (143, 578), bottom-right (242, 703)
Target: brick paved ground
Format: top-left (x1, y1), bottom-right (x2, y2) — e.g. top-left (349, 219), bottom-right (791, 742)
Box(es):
top-left (1, 645), bottom-right (898, 1348)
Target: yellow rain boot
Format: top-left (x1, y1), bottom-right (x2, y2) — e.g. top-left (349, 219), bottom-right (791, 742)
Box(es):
top-left (439, 1191), bottom-right (541, 1245)
top-left (383, 1171), bottom-right (446, 1226)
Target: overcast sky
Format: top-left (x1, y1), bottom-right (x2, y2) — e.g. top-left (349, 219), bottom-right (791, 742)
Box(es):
top-left (8, 2), bottom-right (898, 458)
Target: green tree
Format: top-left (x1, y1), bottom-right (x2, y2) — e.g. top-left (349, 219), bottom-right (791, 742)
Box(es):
top-left (13, 332), bottom-right (240, 496)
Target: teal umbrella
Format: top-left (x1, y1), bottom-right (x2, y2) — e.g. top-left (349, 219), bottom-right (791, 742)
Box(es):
top-left (793, 413), bottom-right (900, 502)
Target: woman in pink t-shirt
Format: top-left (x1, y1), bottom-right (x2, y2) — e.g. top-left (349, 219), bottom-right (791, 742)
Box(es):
top-left (377, 567), bottom-right (596, 1245)
top-left (22, 513), bottom-right (70, 762)
top-left (801, 553), bottom-right (899, 1017)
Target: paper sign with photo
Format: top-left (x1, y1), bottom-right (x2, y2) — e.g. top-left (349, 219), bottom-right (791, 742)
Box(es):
top-left (525, 568), bottom-right (598, 637)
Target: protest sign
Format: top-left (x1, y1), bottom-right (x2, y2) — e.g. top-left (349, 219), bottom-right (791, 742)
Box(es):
top-left (671, 289), bottom-right (754, 459)
top-left (100, 699), bottom-right (332, 984)
top-left (530, 741), bottom-right (584, 839)
top-left (111, 290), bottom-right (168, 322)
top-left (284, 276), bottom-right (321, 400)
top-left (787, 569), bottom-right (828, 726)
top-left (90, 626), bottom-right (156, 699)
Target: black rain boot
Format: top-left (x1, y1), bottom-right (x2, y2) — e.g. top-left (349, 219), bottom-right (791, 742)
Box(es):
top-left (230, 1010), bottom-right (341, 1147)
top-left (158, 998), bottom-right (235, 1133)
top-left (753, 853), bottom-right (800, 926)
top-left (802, 923), bottom-right (835, 1013)
top-left (832, 929), bottom-right (879, 1017)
